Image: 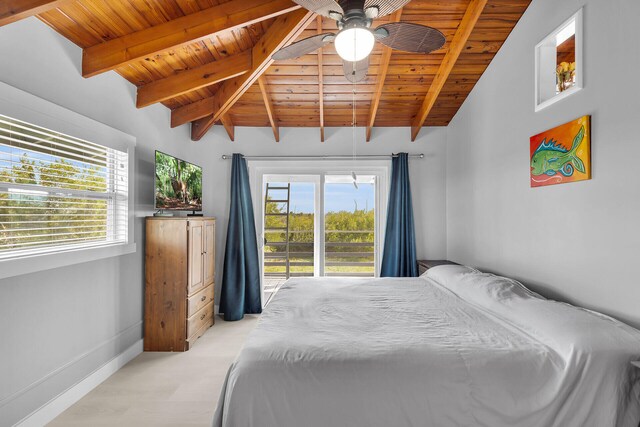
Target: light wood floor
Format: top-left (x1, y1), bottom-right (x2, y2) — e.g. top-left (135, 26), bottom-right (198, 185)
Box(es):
top-left (48, 315), bottom-right (259, 427)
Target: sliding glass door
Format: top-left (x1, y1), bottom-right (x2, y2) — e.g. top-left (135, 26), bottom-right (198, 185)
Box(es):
top-left (324, 175), bottom-right (375, 277)
top-left (262, 176), bottom-right (318, 303)
top-left (250, 161), bottom-right (388, 306)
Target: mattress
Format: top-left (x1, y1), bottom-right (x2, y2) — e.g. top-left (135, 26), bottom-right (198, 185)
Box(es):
top-left (213, 265), bottom-right (640, 427)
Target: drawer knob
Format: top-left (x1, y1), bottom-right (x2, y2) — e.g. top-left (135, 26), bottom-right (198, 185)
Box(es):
top-left (200, 313), bottom-right (206, 320)
top-left (201, 295), bottom-right (207, 302)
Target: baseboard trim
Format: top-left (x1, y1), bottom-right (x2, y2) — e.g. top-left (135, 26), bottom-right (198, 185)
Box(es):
top-left (1, 321), bottom-right (143, 410)
top-left (15, 338), bottom-right (143, 427)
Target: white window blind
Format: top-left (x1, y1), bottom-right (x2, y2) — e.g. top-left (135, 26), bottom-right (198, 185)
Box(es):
top-left (0, 113), bottom-right (129, 259)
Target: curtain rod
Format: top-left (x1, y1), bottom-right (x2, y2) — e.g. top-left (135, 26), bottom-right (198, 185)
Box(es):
top-left (220, 154), bottom-right (424, 160)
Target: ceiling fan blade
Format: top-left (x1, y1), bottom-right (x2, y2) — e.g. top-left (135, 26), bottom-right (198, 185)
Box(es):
top-left (375, 22), bottom-right (446, 53)
top-left (292, 0), bottom-right (344, 19)
top-left (364, 0), bottom-right (411, 18)
top-left (343, 57), bottom-right (369, 83)
top-left (272, 33), bottom-right (336, 60)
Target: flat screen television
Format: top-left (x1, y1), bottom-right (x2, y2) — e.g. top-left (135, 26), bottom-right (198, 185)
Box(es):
top-left (155, 150), bottom-right (202, 212)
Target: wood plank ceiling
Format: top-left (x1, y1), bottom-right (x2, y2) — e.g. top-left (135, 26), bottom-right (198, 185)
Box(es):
top-left (4, 0), bottom-right (531, 141)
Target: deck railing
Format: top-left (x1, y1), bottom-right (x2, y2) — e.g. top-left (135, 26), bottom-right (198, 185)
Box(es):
top-left (264, 230), bottom-right (374, 279)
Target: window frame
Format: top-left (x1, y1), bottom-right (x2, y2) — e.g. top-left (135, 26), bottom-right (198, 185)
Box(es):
top-left (0, 82), bottom-right (136, 280)
top-left (534, 8), bottom-right (584, 112)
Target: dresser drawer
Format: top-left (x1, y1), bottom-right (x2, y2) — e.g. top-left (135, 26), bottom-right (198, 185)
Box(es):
top-left (187, 284), bottom-right (214, 317)
top-left (186, 316), bottom-right (213, 350)
top-left (187, 301), bottom-right (214, 339)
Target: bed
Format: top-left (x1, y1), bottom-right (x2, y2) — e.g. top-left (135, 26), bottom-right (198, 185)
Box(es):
top-left (213, 265), bottom-right (640, 427)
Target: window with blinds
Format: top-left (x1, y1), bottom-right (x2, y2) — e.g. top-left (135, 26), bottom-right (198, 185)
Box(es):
top-left (0, 114), bottom-right (129, 259)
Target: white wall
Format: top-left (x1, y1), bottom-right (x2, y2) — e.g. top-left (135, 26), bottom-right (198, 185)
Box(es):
top-left (446, 0), bottom-right (640, 328)
top-left (0, 17), bottom-right (447, 425)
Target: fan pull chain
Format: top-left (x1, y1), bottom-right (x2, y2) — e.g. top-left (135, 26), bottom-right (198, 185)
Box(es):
top-left (351, 60), bottom-right (358, 189)
top-left (352, 62), bottom-right (356, 162)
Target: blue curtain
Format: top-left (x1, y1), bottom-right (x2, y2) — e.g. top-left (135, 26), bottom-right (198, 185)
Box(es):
top-left (380, 153), bottom-right (418, 277)
top-left (220, 154), bottom-right (262, 321)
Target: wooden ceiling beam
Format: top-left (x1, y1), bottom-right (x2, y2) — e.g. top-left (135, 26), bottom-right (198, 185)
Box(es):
top-left (366, 8), bottom-right (403, 142)
top-left (136, 51), bottom-right (252, 108)
top-left (0, 0), bottom-right (70, 26)
top-left (317, 16), bottom-right (325, 142)
top-left (171, 98), bottom-right (211, 129)
top-left (81, 0), bottom-right (301, 78)
top-left (219, 114), bottom-right (235, 141)
top-left (186, 9), bottom-right (315, 141)
top-left (170, 9), bottom-right (314, 129)
top-left (410, 0), bottom-right (487, 141)
top-left (257, 77), bottom-right (280, 142)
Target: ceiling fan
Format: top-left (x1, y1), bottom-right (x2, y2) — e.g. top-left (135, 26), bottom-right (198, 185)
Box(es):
top-left (272, 0), bottom-right (446, 83)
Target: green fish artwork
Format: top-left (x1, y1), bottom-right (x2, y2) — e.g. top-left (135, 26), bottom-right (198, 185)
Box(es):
top-left (530, 116), bottom-right (591, 187)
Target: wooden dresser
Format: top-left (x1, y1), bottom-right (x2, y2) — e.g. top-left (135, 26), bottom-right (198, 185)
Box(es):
top-left (145, 217), bottom-right (215, 351)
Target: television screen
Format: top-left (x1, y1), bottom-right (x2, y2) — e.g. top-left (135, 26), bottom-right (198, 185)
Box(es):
top-left (155, 150), bottom-right (202, 211)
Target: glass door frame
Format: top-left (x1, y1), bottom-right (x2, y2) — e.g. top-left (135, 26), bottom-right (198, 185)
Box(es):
top-left (248, 160), bottom-right (390, 307)
top-left (261, 174), bottom-right (322, 280)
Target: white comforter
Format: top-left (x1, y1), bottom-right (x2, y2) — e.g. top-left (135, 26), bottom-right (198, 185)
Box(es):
top-left (213, 265), bottom-right (640, 427)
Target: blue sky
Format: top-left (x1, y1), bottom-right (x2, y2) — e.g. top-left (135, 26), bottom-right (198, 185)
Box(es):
top-left (270, 182), bottom-right (374, 214)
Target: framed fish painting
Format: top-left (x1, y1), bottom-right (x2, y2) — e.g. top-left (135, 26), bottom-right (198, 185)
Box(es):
top-left (530, 115), bottom-right (591, 187)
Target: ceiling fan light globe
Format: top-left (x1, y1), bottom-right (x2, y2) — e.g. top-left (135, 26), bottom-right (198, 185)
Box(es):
top-left (334, 27), bottom-right (375, 62)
